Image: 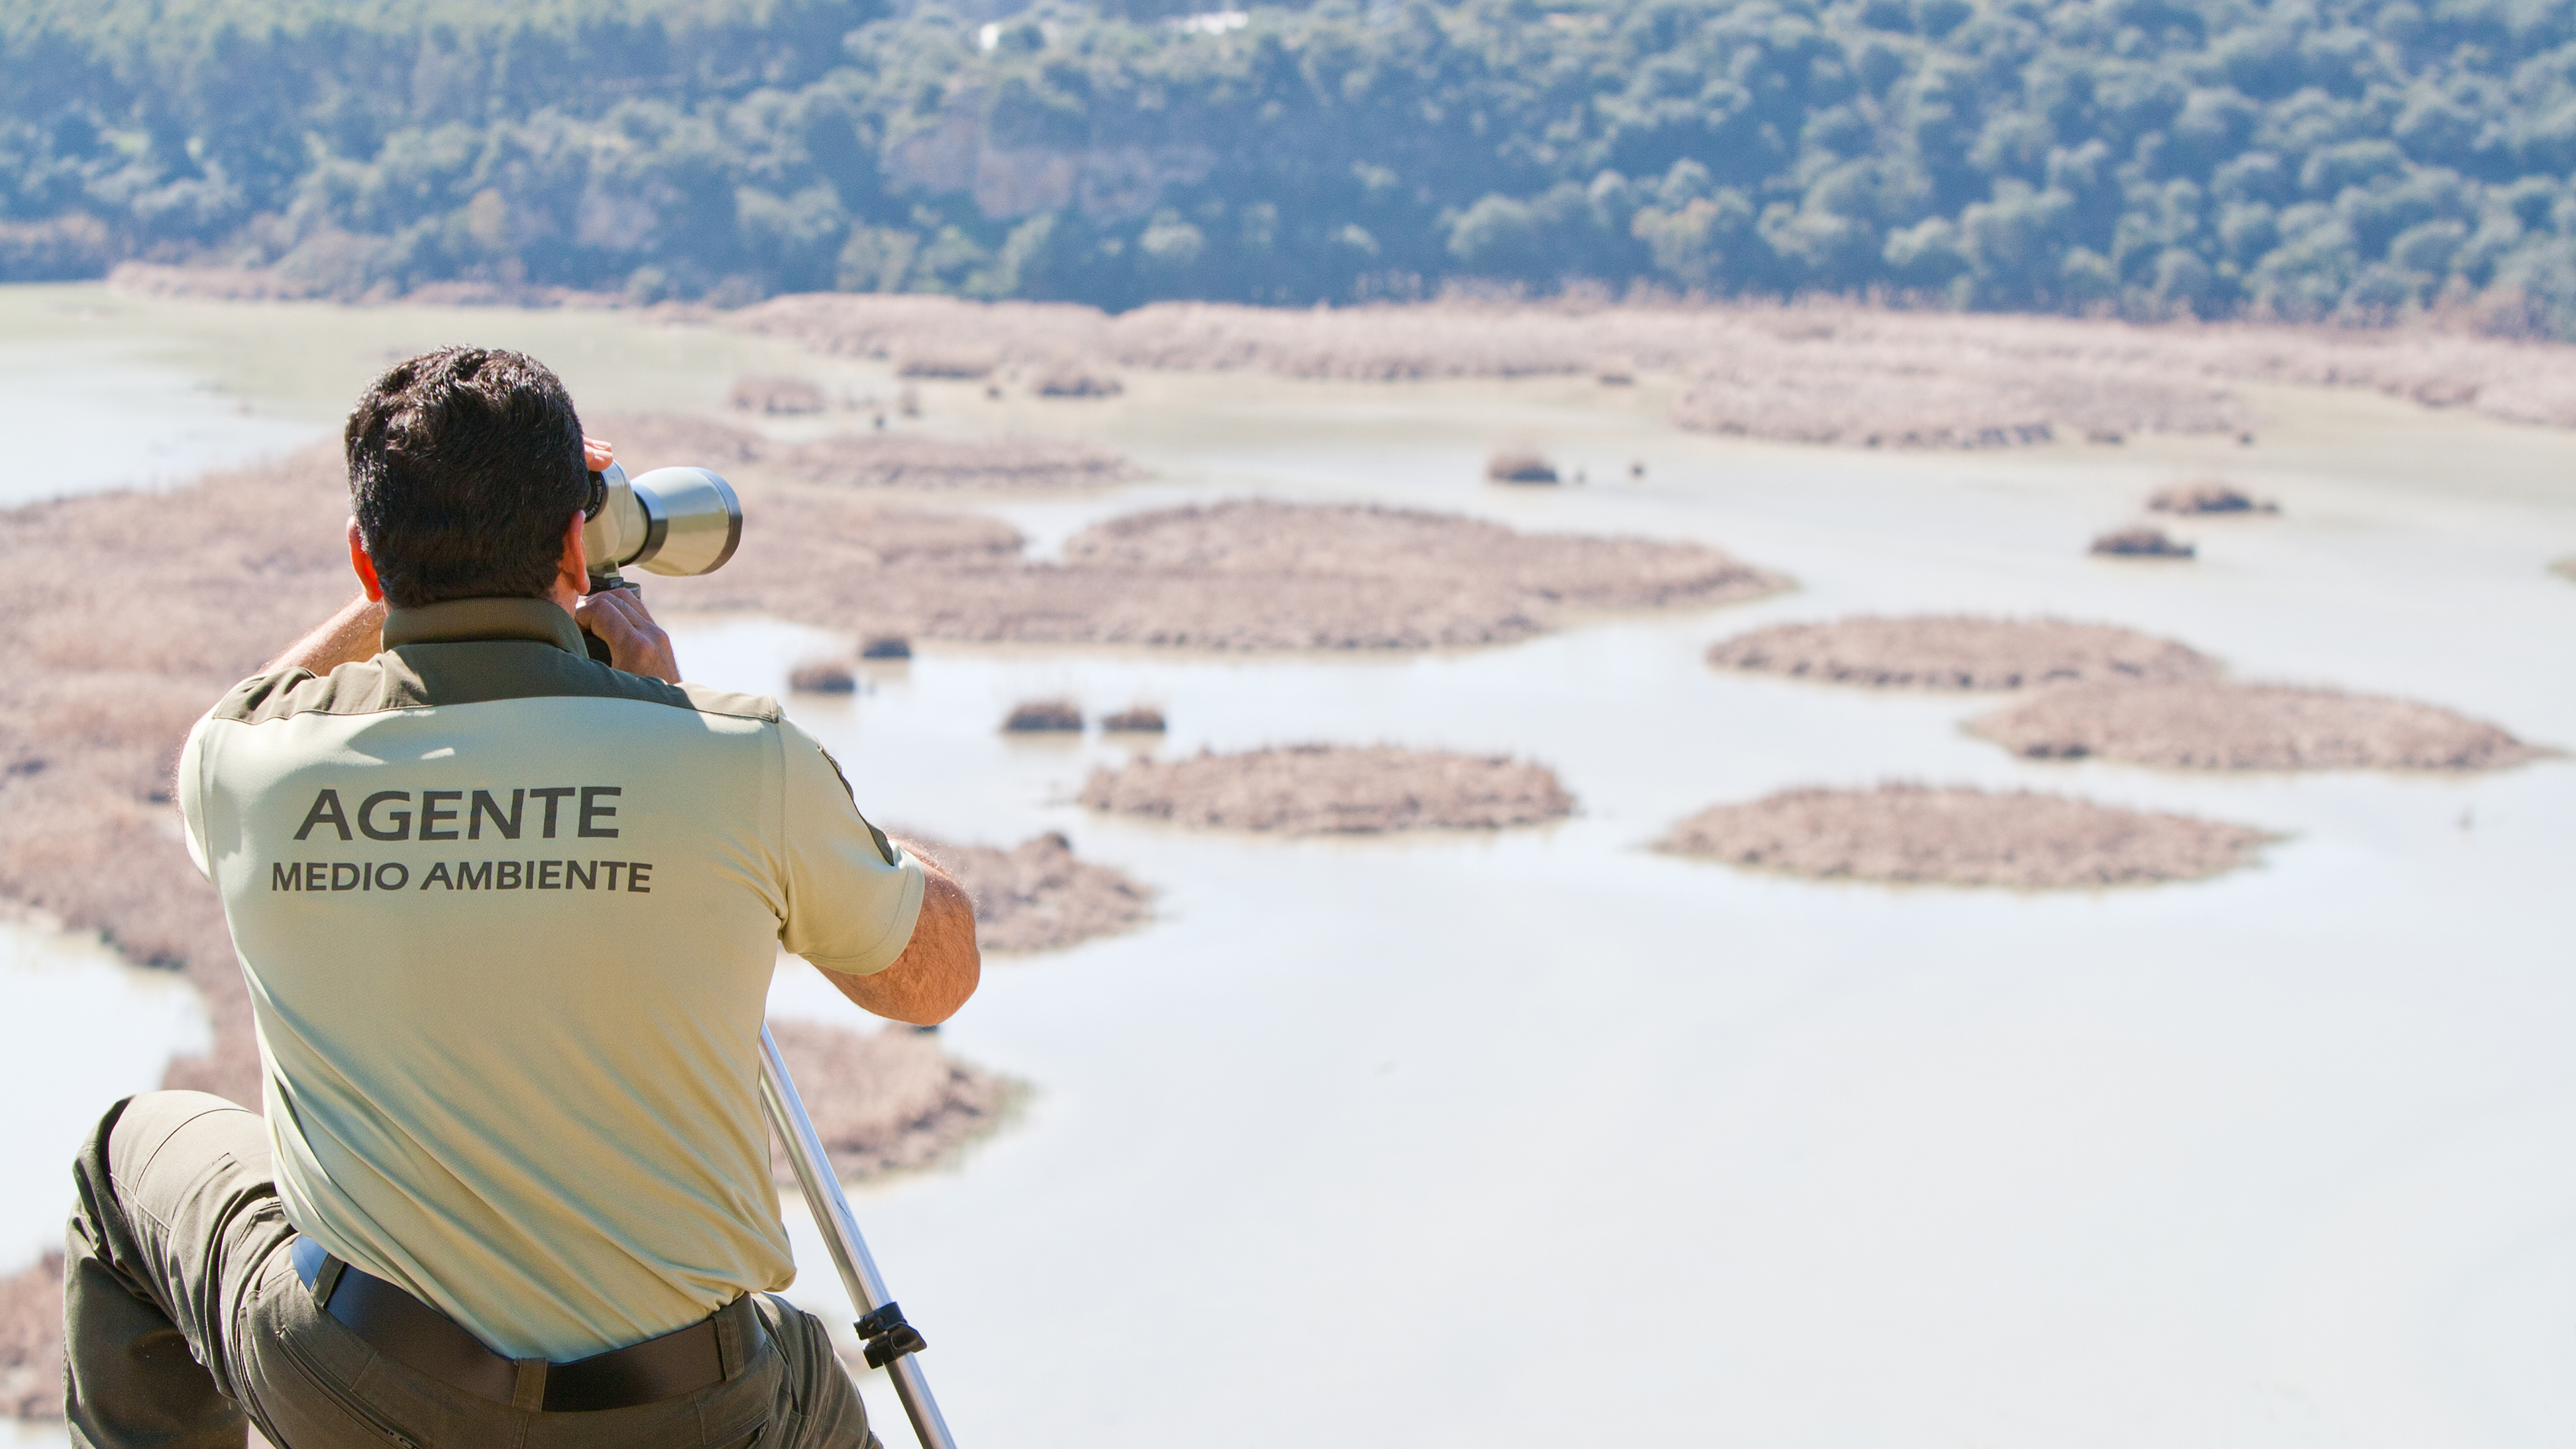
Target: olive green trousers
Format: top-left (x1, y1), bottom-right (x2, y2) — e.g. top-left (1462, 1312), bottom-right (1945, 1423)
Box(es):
top-left (64, 1091), bottom-right (879, 1448)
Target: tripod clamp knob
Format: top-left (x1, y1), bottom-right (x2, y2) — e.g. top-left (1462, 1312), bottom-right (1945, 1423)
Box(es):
top-left (855, 1301), bottom-right (928, 1368)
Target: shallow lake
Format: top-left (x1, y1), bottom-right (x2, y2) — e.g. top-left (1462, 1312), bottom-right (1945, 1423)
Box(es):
top-left (3, 285), bottom-right (2573, 1448)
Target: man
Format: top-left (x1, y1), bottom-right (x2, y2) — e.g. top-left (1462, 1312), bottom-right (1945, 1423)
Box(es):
top-left (63, 346), bottom-right (979, 1447)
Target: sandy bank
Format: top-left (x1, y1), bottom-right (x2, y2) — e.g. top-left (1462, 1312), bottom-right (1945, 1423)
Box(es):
top-left (1656, 784), bottom-right (2271, 887)
top-left (1080, 745), bottom-right (1574, 833)
top-left (652, 495), bottom-right (1784, 651)
top-left (1970, 681), bottom-right (2551, 769)
top-left (904, 832), bottom-right (1153, 953)
top-left (1707, 616), bottom-right (2222, 690)
top-left (765, 1021), bottom-right (1021, 1184)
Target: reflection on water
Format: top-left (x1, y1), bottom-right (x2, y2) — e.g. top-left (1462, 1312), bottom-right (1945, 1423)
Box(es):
top-left (716, 385), bottom-right (2576, 1448)
top-left (0, 920), bottom-right (210, 1263)
top-left (4, 288), bottom-right (2575, 1446)
top-left (0, 339), bottom-right (321, 505)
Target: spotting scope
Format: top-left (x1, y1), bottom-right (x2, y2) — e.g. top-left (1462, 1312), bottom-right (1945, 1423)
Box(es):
top-left (578, 461), bottom-right (743, 663)
top-left (582, 461), bottom-right (743, 586)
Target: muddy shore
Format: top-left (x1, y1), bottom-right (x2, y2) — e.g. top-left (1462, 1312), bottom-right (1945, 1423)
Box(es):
top-left (902, 832), bottom-right (1153, 953)
top-left (1656, 784), bottom-right (2273, 887)
top-left (1080, 745), bottom-right (1575, 834)
top-left (1707, 616), bottom-right (2222, 691)
top-left (1970, 681), bottom-right (2551, 769)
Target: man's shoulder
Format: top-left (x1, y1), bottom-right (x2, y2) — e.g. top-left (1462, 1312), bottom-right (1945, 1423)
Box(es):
top-left (201, 652), bottom-right (781, 729)
top-left (206, 660), bottom-right (403, 727)
top-left (676, 681), bottom-right (782, 725)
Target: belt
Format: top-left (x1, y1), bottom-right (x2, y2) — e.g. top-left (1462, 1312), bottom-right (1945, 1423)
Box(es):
top-left (288, 1236), bottom-right (762, 1413)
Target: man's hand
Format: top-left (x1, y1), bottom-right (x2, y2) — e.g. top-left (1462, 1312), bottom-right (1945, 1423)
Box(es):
top-left (574, 585), bottom-right (680, 684)
top-left (816, 845), bottom-right (980, 1026)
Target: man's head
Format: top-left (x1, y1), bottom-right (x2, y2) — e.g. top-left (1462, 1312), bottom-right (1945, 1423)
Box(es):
top-left (345, 347), bottom-right (588, 608)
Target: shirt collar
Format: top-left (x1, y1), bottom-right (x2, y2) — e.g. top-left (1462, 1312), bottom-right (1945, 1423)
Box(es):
top-left (380, 597), bottom-right (586, 657)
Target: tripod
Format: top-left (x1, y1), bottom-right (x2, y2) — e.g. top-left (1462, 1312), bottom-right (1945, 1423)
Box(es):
top-left (758, 1025), bottom-right (961, 1449)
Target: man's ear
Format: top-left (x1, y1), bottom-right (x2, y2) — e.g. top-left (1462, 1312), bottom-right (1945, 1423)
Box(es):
top-left (557, 510), bottom-right (589, 599)
top-left (347, 518), bottom-right (386, 603)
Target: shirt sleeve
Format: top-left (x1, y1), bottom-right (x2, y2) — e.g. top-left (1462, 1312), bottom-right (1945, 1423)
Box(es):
top-left (176, 714), bottom-right (214, 881)
top-left (775, 717), bottom-right (924, 977)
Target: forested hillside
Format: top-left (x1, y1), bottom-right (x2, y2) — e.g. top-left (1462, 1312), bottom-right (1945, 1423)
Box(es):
top-left (9, 0), bottom-right (2576, 330)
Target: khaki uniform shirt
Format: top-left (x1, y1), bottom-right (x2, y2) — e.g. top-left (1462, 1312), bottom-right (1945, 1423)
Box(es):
top-left (176, 597), bottom-right (924, 1360)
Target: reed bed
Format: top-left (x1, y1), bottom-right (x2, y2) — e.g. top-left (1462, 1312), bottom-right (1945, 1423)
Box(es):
top-left (1485, 451), bottom-right (1560, 484)
top-left (0, 447), bottom-right (1013, 1128)
top-left (1029, 359), bottom-right (1124, 398)
top-left (898, 832), bottom-right (1152, 953)
top-left (1656, 784), bottom-right (2272, 887)
top-left (2091, 525), bottom-right (2196, 558)
top-left (733, 294), bottom-right (2576, 447)
top-left (1707, 616), bottom-right (2222, 691)
top-left (774, 434), bottom-right (1136, 491)
top-left (592, 410), bottom-right (1136, 491)
top-left (582, 411), bottom-right (766, 466)
top-left (787, 659), bottom-right (857, 693)
top-left (764, 1020), bottom-right (1022, 1184)
top-left (1079, 745), bottom-right (1574, 834)
top-left (651, 495), bottom-right (1784, 652)
top-left (2149, 481), bottom-right (2277, 515)
top-left (728, 374), bottom-right (826, 415)
top-left (1002, 699), bottom-right (1084, 731)
top-left (1970, 682), bottom-right (2551, 770)
top-left (0, 446), bottom-right (354, 1107)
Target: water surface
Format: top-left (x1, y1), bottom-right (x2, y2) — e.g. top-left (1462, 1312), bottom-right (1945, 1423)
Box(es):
top-left (3, 289), bottom-right (2571, 1448)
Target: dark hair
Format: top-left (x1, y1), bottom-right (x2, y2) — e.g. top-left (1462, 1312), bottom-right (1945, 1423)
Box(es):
top-left (345, 347), bottom-right (588, 608)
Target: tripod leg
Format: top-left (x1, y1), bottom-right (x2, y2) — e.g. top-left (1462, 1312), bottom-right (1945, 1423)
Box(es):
top-left (759, 1025), bottom-right (961, 1449)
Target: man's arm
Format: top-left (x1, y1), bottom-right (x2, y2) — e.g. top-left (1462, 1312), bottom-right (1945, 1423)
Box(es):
top-left (815, 845), bottom-right (979, 1026)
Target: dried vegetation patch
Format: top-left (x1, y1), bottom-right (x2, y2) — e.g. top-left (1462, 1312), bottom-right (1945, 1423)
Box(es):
top-left (2149, 480), bottom-right (2277, 514)
top-left (765, 1020), bottom-right (1021, 1184)
top-left (2092, 525), bottom-right (2196, 557)
top-left (653, 496), bottom-right (1782, 651)
top-left (1970, 682), bottom-right (2551, 770)
top-left (0, 446), bottom-right (354, 1106)
top-left (1080, 745), bottom-right (1574, 834)
top-left (1657, 784), bottom-right (2271, 888)
top-left (0, 449), bottom-right (1017, 1140)
top-left (590, 410), bottom-right (1134, 491)
top-left (903, 832), bottom-right (1153, 953)
top-left (729, 374), bottom-right (825, 415)
top-left (733, 294), bottom-right (2576, 448)
top-left (1708, 616), bottom-right (2222, 690)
